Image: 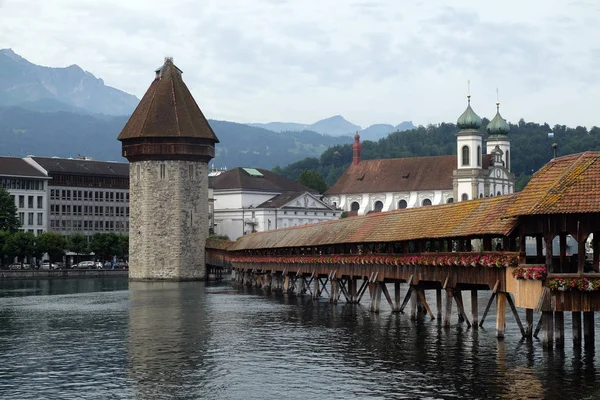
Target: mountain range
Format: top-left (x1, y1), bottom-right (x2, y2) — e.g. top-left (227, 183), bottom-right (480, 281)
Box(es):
top-left (0, 49), bottom-right (415, 168)
top-left (249, 115), bottom-right (415, 141)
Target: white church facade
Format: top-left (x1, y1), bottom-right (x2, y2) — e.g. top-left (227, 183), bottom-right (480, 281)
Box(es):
top-left (324, 95), bottom-right (515, 215)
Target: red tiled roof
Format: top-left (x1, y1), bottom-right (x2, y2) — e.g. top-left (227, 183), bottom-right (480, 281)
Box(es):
top-left (117, 59), bottom-right (219, 142)
top-left (507, 151), bottom-right (600, 216)
top-left (230, 194), bottom-right (518, 250)
top-left (326, 155), bottom-right (456, 195)
top-left (212, 168), bottom-right (314, 193)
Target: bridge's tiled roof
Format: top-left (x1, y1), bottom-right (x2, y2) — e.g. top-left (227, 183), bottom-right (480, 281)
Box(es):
top-left (507, 151), bottom-right (600, 216)
top-left (206, 238), bottom-right (235, 250)
top-left (230, 194), bottom-right (518, 250)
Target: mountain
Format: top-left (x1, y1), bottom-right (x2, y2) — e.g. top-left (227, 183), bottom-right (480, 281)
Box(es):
top-left (0, 106), bottom-right (350, 169)
top-left (249, 115), bottom-right (415, 140)
top-left (0, 49), bottom-right (139, 115)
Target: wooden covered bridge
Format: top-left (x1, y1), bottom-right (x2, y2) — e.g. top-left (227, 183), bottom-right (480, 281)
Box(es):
top-left (206, 152), bottom-right (600, 349)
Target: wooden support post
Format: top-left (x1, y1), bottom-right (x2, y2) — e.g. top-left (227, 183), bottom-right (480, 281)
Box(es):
top-left (313, 275), bottom-right (319, 300)
top-left (417, 289), bottom-right (435, 320)
top-left (483, 236), bottom-right (492, 251)
top-left (394, 282), bottom-right (401, 312)
top-left (331, 279), bottom-right (338, 305)
top-left (410, 288), bottom-right (418, 320)
top-left (456, 290), bottom-right (465, 324)
top-left (536, 235), bottom-right (544, 263)
top-left (480, 280), bottom-right (499, 327)
top-left (444, 288), bottom-right (453, 328)
top-left (436, 288), bottom-right (442, 320)
top-left (542, 311), bottom-right (554, 348)
top-left (349, 278), bottom-right (357, 303)
top-left (356, 278), bottom-right (369, 304)
top-left (544, 235), bottom-right (553, 274)
top-left (593, 232), bottom-right (600, 272)
top-left (370, 282), bottom-right (382, 313)
top-left (559, 233), bottom-right (567, 273)
top-left (554, 311), bottom-right (564, 348)
top-left (496, 292), bottom-right (507, 338)
top-left (381, 283), bottom-right (395, 311)
top-left (471, 290), bottom-right (478, 329)
top-left (525, 309), bottom-right (534, 339)
top-left (584, 312), bottom-right (595, 349)
top-left (506, 293), bottom-right (525, 337)
top-left (578, 239), bottom-right (586, 275)
top-left (572, 311), bottom-right (582, 347)
top-left (399, 286), bottom-right (412, 313)
top-left (534, 314), bottom-right (543, 338)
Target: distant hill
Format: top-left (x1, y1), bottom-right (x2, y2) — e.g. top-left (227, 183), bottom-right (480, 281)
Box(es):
top-left (0, 49), bottom-right (139, 116)
top-left (249, 115), bottom-right (415, 140)
top-left (0, 106), bottom-right (350, 169)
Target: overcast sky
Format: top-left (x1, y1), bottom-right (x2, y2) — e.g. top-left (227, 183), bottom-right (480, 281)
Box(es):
top-left (1, 0), bottom-right (598, 128)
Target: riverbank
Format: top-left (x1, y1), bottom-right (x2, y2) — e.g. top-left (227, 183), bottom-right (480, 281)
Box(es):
top-left (0, 269), bottom-right (129, 280)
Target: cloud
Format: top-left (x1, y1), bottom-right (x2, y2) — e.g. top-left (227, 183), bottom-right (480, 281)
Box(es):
top-left (0, 0), bottom-right (599, 128)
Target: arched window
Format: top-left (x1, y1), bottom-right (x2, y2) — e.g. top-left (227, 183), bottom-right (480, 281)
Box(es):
top-left (479, 193), bottom-right (484, 198)
top-left (462, 146), bottom-right (470, 166)
top-left (497, 191), bottom-right (502, 196)
top-left (461, 193), bottom-right (469, 201)
top-left (477, 146), bottom-right (481, 166)
top-left (374, 201), bottom-right (383, 212)
top-left (398, 200), bottom-right (408, 209)
top-left (350, 202), bottom-right (360, 211)
top-left (447, 198), bottom-right (454, 204)
top-left (506, 150), bottom-right (510, 170)
top-left (422, 199), bottom-right (432, 206)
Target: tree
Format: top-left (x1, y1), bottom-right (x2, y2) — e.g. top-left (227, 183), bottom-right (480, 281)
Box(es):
top-left (37, 232), bottom-right (66, 264)
top-left (5, 231), bottom-right (36, 264)
top-left (89, 233), bottom-right (120, 263)
top-left (116, 235), bottom-right (129, 259)
top-left (0, 187), bottom-right (20, 232)
top-left (297, 170), bottom-right (328, 194)
top-left (68, 233), bottom-right (89, 265)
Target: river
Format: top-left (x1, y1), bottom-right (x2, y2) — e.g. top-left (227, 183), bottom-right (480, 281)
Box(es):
top-left (0, 277), bottom-right (599, 399)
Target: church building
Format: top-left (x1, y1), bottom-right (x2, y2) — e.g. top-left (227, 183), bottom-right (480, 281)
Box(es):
top-left (324, 95), bottom-right (515, 215)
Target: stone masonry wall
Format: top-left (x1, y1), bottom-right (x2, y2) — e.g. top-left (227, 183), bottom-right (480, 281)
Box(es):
top-left (129, 160), bottom-right (208, 280)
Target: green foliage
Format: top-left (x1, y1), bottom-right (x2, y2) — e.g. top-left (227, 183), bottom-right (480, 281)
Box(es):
top-left (0, 187), bottom-right (20, 232)
top-left (340, 212), bottom-right (349, 219)
top-left (68, 233), bottom-right (89, 256)
top-left (209, 233), bottom-right (231, 241)
top-left (37, 232), bottom-right (66, 263)
top-left (89, 233), bottom-right (121, 262)
top-left (274, 120), bottom-right (600, 190)
top-left (5, 231), bottom-right (36, 263)
top-left (297, 170), bottom-right (328, 193)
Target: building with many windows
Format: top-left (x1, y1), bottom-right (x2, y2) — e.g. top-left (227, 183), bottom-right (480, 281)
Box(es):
top-left (0, 157), bottom-right (50, 235)
top-left (28, 156), bottom-right (129, 239)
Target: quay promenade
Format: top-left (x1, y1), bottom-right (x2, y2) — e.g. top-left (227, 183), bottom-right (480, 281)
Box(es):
top-left (0, 269), bottom-right (128, 280)
top-left (206, 152), bottom-right (600, 349)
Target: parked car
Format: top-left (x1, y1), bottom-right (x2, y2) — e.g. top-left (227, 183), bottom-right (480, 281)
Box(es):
top-left (41, 262), bottom-right (60, 270)
top-left (9, 263), bottom-right (22, 270)
top-left (76, 261), bottom-right (95, 269)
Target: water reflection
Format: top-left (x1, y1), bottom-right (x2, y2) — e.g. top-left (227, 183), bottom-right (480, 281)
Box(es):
top-left (128, 282), bottom-right (210, 400)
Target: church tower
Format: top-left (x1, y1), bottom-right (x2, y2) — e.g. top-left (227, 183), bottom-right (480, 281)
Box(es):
top-left (486, 101), bottom-right (511, 172)
top-left (453, 93), bottom-right (483, 201)
top-left (118, 58), bottom-right (219, 280)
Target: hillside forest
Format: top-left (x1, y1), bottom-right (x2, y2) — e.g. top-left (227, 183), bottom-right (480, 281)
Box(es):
top-left (273, 119), bottom-right (600, 192)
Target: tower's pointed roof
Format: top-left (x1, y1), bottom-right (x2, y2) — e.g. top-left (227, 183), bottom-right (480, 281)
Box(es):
top-left (486, 102), bottom-right (510, 136)
top-left (118, 57), bottom-right (219, 142)
top-left (457, 94), bottom-right (482, 130)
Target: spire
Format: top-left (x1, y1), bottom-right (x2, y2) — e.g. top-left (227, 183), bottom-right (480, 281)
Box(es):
top-left (457, 92), bottom-right (482, 130)
top-left (352, 131), bottom-right (362, 165)
top-left (486, 100), bottom-right (510, 136)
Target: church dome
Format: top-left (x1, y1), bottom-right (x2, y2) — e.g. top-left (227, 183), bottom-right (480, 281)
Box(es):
top-left (457, 95), bottom-right (482, 130)
top-left (487, 102), bottom-right (510, 136)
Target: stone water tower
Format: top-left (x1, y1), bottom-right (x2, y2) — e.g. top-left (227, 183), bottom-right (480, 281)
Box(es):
top-left (118, 58), bottom-right (219, 280)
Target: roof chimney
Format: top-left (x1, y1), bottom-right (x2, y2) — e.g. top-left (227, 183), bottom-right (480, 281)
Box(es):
top-left (352, 132), bottom-right (362, 165)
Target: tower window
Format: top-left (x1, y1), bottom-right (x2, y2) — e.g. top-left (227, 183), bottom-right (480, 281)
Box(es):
top-left (461, 193), bottom-right (469, 201)
top-left (506, 150), bottom-right (510, 170)
top-left (350, 202), bottom-right (360, 211)
top-left (398, 199), bottom-right (407, 209)
top-left (374, 201), bottom-right (383, 212)
top-left (422, 199), bottom-right (432, 206)
top-left (160, 164), bottom-right (166, 180)
top-left (462, 146), bottom-right (470, 166)
top-left (477, 146), bottom-right (481, 167)
top-left (447, 198), bottom-right (454, 204)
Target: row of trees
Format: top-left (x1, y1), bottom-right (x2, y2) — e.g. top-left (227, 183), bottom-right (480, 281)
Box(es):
top-left (274, 119), bottom-right (600, 192)
top-left (0, 231), bottom-right (128, 266)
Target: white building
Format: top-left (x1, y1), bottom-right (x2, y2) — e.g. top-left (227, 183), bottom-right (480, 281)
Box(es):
top-left (211, 167), bottom-right (338, 240)
top-left (0, 157), bottom-right (51, 235)
top-left (324, 95), bottom-right (515, 215)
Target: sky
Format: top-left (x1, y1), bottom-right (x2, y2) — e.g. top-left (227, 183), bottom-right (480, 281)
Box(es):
top-left (1, 0), bottom-right (599, 129)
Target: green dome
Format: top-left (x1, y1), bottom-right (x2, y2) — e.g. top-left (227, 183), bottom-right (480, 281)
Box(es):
top-left (457, 96), bottom-right (482, 129)
top-left (487, 103), bottom-right (510, 136)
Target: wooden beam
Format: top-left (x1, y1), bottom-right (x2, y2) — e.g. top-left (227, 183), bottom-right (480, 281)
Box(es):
top-left (444, 288), bottom-right (453, 328)
top-left (399, 286), bottom-right (413, 313)
top-left (417, 289), bottom-right (435, 320)
top-left (479, 284), bottom-right (499, 327)
top-left (525, 309), bottom-right (533, 338)
top-left (394, 282), bottom-right (401, 312)
top-left (410, 288), bottom-right (418, 320)
top-left (554, 311), bottom-right (564, 348)
top-left (542, 311), bottom-right (554, 348)
top-left (381, 283), bottom-right (395, 311)
top-left (572, 311), bottom-right (582, 347)
top-left (454, 291), bottom-right (471, 328)
top-left (506, 293), bottom-right (525, 337)
top-left (496, 292), bottom-right (506, 338)
top-left (356, 278), bottom-right (370, 304)
top-left (584, 312), bottom-right (595, 349)
top-left (533, 314), bottom-right (543, 338)
top-left (436, 288), bottom-right (442, 320)
top-left (471, 290), bottom-right (478, 329)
